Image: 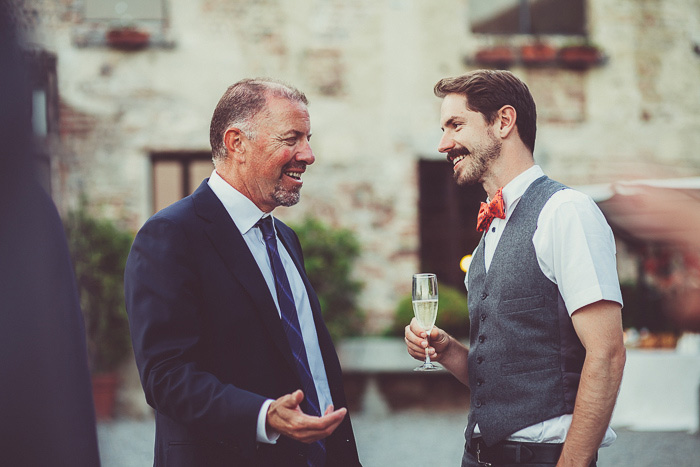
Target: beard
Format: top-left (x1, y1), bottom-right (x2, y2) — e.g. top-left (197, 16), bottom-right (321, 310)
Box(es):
top-left (272, 183), bottom-right (301, 207)
top-left (450, 131), bottom-right (502, 186)
top-left (271, 162), bottom-right (304, 207)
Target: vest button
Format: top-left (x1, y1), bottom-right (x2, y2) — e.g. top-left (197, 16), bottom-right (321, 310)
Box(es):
top-left (475, 400), bottom-right (482, 408)
top-left (476, 378), bottom-right (484, 386)
top-left (478, 335), bottom-right (485, 343)
top-left (476, 356), bottom-right (484, 364)
top-left (480, 292), bottom-right (488, 300)
top-left (480, 314), bottom-right (487, 322)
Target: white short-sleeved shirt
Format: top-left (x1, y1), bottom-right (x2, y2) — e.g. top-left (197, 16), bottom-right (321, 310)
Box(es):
top-left (468, 165), bottom-right (622, 446)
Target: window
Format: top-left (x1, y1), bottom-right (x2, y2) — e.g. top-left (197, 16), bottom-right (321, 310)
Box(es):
top-left (84, 0), bottom-right (166, 22)
top-left (75, 0), bottom-right (172, 49)
top-left (418, 159), bottom-right (486, 290)
top-left (151, 152), bottom-right (213, 213)
top-left (27, 50), bottom-right (58, 194)
top-left (470, 0), bottom-right (586, 36)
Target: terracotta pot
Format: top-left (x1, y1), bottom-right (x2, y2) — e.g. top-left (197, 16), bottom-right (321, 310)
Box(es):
top-left (106, 28), bottom-right (150, 50)
top-left (558, 45), bottom-right (602, 70)
top-left (92, 372), bottom-right (119, 420)
top-left (520, 44), bottom-right (557, 65)
top-left (474, 46), bottom-right (515, 68)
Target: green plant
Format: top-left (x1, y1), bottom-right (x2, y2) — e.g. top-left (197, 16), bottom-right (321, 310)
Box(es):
top-left (387, 284), bottom-right (470, 339)
top-left (64, 205), bottom-right (133, 374)
top-left (291, 218), bottom-right (364, 342)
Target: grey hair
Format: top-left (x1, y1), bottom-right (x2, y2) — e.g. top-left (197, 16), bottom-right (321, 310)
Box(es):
top-left (209, 78), bottom-right (308, 164)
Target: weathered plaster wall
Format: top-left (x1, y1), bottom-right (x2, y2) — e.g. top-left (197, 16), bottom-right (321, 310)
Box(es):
top-left (19, 0), bottom-right (700, 332)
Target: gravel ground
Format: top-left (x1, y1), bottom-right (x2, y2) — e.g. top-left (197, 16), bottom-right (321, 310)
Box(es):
top-left (97, 411), bottom-right (700, 467)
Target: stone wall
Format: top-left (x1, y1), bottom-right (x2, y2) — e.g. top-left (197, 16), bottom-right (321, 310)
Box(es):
top-left (18, 0), bottom-right (700, 333)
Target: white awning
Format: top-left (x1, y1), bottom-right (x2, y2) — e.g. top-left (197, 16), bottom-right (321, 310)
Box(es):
top-left (575, 177), bottom-right (700, 202)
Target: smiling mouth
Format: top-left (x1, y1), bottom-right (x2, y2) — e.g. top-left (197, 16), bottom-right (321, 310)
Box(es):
top-left (447, 147), bottom-right (470, 166)
top-left (284, 171), bottom-right (303, 181)
top-left (452, 154), bottom-right (467, 166)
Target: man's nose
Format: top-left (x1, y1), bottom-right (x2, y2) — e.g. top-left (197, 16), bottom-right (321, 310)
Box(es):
top-left (296, 140), bottom-right (315, 165)
top-left (437, 132), bottom-right (455, 153)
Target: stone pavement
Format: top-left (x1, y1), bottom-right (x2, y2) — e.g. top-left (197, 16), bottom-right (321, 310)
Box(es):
top-left (97, 412), bottom-right (700, 467)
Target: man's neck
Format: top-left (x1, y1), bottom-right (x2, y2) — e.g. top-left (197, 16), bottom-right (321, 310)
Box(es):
top-left (482, 147), bottom-right (535, 199)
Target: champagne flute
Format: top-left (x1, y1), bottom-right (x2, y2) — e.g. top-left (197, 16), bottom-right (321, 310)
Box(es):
top-left (412, 273), bottom-right (440, 371)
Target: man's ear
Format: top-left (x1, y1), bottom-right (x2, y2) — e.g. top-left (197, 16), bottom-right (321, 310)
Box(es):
top-left (223, 127), bottom-right (246, 162)
top-left (497, 105), bottom-right (517, 139)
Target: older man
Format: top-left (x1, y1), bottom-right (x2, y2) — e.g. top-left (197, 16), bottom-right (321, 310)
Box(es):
top-left (125, 79), bottom-right (360, 467)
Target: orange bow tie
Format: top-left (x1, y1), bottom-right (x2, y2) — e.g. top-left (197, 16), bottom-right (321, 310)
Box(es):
top-left (476, 188), bottom-right (505, 232)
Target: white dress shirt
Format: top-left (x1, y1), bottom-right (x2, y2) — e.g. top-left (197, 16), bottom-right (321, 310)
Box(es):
top-left (208, 171), bottom-right (333, 444)
top-left (468, 165), bottom-right (622, 446)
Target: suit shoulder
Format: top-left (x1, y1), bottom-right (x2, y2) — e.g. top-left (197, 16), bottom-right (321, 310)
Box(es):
top-left (132, 197), bottom-right (199, 245)
top-left (148, 195), bottom-right (197, 225)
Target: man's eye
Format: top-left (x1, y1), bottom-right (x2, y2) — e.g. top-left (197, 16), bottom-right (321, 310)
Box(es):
top-left (285, 138), bottom-right (297, 145)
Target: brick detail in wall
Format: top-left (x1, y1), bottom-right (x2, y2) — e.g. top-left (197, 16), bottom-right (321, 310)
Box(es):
top-left (59, 100), bottom-right (98, 138)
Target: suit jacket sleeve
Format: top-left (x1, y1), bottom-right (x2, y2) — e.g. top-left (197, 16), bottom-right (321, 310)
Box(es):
top-left (124, 214), bottom-right (266, 449)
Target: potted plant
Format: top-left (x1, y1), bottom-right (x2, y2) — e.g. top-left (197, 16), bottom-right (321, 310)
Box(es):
top-left (291, 218), bottom-right (364, 342)
top-left (64, 203), bottom-right (134, 420)
top-left (106, 26), bottom-right (150, 50)
top-left (473, 46), bottom-right (516, 68)
top-left (387, 284), bottom-right (470, 339)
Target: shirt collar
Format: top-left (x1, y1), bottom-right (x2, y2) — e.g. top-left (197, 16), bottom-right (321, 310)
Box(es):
top-left (207, 170), bottom-right (270, 235)
top-left (500, 165), bottom-right (544, 212)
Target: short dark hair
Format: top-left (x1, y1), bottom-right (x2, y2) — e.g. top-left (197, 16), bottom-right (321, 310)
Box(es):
top-left (434, 70), bottom-right (537, 153)
top-left (209, 78), bottom-right (308, 163)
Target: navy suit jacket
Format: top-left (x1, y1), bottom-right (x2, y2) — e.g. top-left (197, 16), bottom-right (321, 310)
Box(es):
top-left (124, 180), bottom-right (360, 467)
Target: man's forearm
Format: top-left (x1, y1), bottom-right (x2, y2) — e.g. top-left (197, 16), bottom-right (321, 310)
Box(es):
top-left (558, 347), bottom-right (626, 466)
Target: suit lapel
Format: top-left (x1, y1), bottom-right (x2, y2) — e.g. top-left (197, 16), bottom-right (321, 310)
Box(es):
top-left (190, 181), bottom-right (299, 373)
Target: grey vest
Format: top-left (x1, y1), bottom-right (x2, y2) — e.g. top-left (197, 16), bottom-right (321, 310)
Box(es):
top-left (466, 176), bottom-right (585, 446)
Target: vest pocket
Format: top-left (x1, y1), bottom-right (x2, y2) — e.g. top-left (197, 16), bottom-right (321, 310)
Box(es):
top-left (500, 294), bottom-right (545, 314)
top-left (500, 354), bottom-right (559, 375)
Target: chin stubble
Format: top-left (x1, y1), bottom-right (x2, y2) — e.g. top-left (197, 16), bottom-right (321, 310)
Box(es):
top-left (454, 135), bottom-right (501, 186)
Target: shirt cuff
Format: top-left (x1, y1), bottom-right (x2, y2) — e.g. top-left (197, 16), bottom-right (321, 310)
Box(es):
top-left (566, 285), bottom-right (623, 316)
top-left (256, 399), bottom-right (280, 444)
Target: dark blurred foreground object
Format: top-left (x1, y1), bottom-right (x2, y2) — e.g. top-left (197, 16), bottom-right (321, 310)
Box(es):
top-left (0, 2), bottom-right (101, 465)
top-left (602, 184), bottom-right (700, 332)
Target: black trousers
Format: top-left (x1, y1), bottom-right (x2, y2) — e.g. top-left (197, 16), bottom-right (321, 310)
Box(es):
top-left (461, 442), bottom-right (597, 467)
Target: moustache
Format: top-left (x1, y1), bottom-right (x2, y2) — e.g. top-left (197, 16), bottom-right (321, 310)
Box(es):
top-left (283, 162), bottom-right (307, 171)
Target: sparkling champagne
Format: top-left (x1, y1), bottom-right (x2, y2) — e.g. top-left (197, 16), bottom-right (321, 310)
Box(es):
top-left (412, 299), bottom-right (438, 331)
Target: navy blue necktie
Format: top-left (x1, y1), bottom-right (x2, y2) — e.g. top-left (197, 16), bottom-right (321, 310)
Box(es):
top-left (256, 216), bottom-right (326, 467)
